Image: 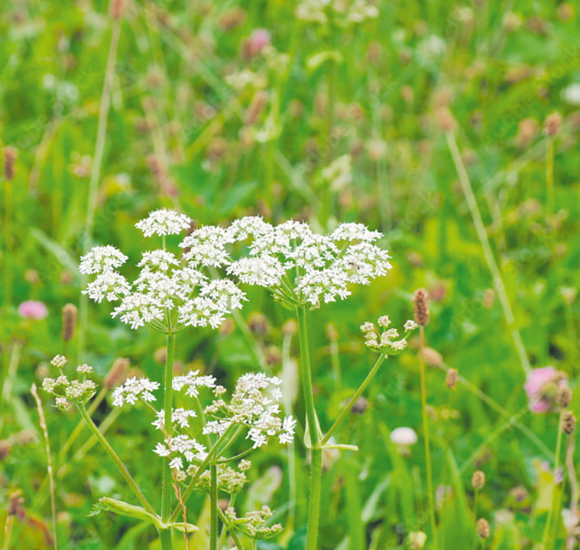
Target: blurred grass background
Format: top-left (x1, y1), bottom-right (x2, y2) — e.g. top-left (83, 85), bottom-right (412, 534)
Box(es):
top-left (1, 0), bottom-right (580, 548)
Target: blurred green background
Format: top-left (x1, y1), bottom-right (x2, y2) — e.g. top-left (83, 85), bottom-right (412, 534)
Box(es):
top-left (1, 0), bottom-right (580, 548)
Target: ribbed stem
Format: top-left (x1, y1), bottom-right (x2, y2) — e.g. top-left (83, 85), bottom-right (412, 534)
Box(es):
top-left (297, 306), bottom-right (321, 550)
top-left (322, 354), bottom-right (385, 445)
top-left (162, 332), bottom-right (176, 535)
top-left (77, 405), bottom-right (155, 515)
top-left (210, 463), bottom-right (218, 550)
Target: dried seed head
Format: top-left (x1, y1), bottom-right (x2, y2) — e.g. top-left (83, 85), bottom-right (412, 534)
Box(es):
top-left (282, 319), bottom-right (298, 336)
top-left (61, 303), bottom-right (78, 342)
top-left (7, 490), bottom-right (25, 519)
top-left (0, 440), bottom-right (11, 461)
top-left (423, 347), bottom-right (443, 368)
top-left (445, 368), bottom-right (459, 390)
top-left (248, 312), bottom-right (269, 335)
top-left (557, 386), bottom-right (573, 409)
top-left (104, 358), bottom-right (130, 390)
top-left (543, 112), bottom-right (562, 136)
top-left (562, 411), bottom-right (577, 435)
top-left (3, 146), bottom-right (17, 180)
top-left (477, 518), bottom-right (490, 539)
top-left (413, 288), bottom-right (430, 327)
top-left (109, 0), bottom-right (126, 18)
top-left (472, 470), bottom-right (485, 490)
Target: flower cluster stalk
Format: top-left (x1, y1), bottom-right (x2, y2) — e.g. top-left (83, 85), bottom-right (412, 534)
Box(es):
top-left (419, 326), bottom-right (438, 549)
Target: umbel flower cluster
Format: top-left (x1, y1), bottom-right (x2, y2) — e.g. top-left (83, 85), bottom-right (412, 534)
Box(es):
top-left (361, 316), bottom-right (418, 354)
top-left (42, 355), bottom-right (96, 411)
top-left (112, 369), bottom-right (296, 475)
top-left (80, 210), bottom-right (392, 326)
top-left (80, 210), bottom-right (245, 330)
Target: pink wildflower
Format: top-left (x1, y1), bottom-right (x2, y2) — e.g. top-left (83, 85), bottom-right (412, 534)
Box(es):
top-left (524, 367), bottom-right (567, 413)
top-left (18, 300), bottom-right (48, 320)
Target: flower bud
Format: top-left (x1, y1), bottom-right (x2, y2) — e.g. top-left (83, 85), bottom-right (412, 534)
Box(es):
top-left (477, 518), bottom-right (490, 539)
top-left (109, 0), bottom-right (126, 18)
top-left (445, 368), bottom-right (459, 390)
top-left (408, 531), bottom-right (427, 549)
top-left (413, 289), bottom-right (430, 327)
top-left (472, 470), bottom-right (485, 490)
top-left (61, 303), bottom-right (78, 342)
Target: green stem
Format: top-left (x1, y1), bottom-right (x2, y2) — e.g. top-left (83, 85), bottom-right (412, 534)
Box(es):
top-left (544, 413), bottom-right (564, 550)
top-left (473, 489), bottom-right (479, 550)
top-left (210, 463), bottom-right (218, 550)
top-left (162, 333), bottom-right (176, 529)
top-left (159, 530), bottom-right (172, 550)
top-left (77, 405), bottom-right (155, 515)
top-left (322, 354), bottom-right (385, 445)
top-left (296, 306), bottom-right (321, 550)
top-left (216, 506), bottom-right (244, 550)
top-left (170, 425), bottom-right (237, 522)
top-left (419, 327), bottom-right (438, 549)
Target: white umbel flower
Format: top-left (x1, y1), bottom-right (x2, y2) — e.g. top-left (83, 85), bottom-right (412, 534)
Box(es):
top-left (80, 246), bottom-right (128, 275)
top-left (112, 377), bottom-right (160, 406)
top-left (135, 209), bottom-right (192, 237)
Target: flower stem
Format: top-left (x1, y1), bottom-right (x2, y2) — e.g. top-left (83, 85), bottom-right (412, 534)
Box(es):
top-left (210, 463), bottom-right (218, 550)
top-left (162, 333), bottom-right (176, 532)
top-left (77, 404), bottom-right (155, 515)
top-left (216, 506), bottom-right (244, 550)
top-left (419, 327), bottom-right (438, 549)
top-left (296, 306), bottom-right (322, 550)
top-left (565, 432), bottom-right (578, 550)
top-left (322, 354), bottom-right (385, 446)
top-left (544, 413), bottom-right (564, 550)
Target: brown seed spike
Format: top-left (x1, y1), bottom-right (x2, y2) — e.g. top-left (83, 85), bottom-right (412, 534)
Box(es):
top-left (445, 368), bottom-right (459, 390)
top-left (109, 0), bottom-right (126, 18)
top-left (61, 303), bottom-right (78, 342)
top-left (562, 411), bottom-right (577, 435)
top-left (104, 358), bottom-right (130, 390)
top-left (543, 112), bottom-right (562, 137)
top-left (472, 470), bottom-right (485, 490)
top-left (413, 289), bottom-right (430, 327)
top-left (2, 146), bottom-right (17, 180)
top-left (476, 518), bottom-right (490, 539)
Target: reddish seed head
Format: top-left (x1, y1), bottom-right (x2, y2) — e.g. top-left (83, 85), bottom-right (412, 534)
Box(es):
top-left (61, 303), bottom-right (78, 342)
top-left (3, 146), bottom-right (17, 180)
top-left (413, 288), bottom-right (430, 327)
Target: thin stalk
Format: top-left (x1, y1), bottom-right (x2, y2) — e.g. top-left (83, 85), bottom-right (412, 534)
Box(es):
top-left (216, 506), bottom-right (244, 550)
top-left (2, 515), bottom-right (14, 550)
top-left (162, 333), bottom-right (176, 531)
top-left (566, 433), bottom-right (578, 550)
top-left (77, 404), bottom-right (155, 515)
top-left (322, 354), bottom-right (385, 445)
top-left (446, 131), bottom-right (531, 374)
top-left (282, 329), bottom-right (296, 531)
top-left (79, 16), bottom-right (122, 360)
top-left (210, 463), bottom-right (219, 550)
top-left (544, 413), bottom-right (564, 550)
top-left (170, 425), bottom-right (237, 522)
top-left (472, 489), bottom-right (479, 550)
top-left (419, 327), bottom-right (437, 549)
top-left (329, 334), bottom-right (342, 392)
top-left (546, 137), bottom-right (555, 221)
top-left (296, 306), bottom-right (322, 550)
top-left (31, 384), bottom-right (57, 550)
top-left (3, 177), bottom-right (12, 308)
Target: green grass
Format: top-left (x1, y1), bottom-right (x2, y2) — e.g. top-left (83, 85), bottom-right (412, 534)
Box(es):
top-left (1, 0), bottom-right (580, 548)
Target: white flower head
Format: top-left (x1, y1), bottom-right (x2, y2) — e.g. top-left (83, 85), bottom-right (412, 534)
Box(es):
top-left (390, 427), bottom-right (418, 447)
top-left (135, 209), bottom-right (192, 237)
top-left (80, 246), bottom-right (128, 275)
top-left (112, 377), bottom-right (160, 407)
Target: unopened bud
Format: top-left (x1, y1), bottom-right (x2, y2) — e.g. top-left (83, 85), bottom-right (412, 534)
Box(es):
top-left (246, 90), bottom-right (268, 125)
top-left (109, 0), bottom-right (126, 18)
